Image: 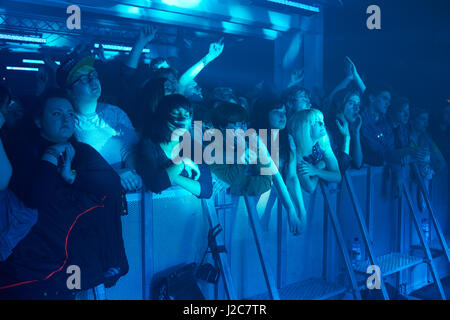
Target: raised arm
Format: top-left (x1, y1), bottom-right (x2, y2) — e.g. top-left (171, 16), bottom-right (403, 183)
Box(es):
top-left (178, 38), bottom-right (224, 91)
top-left (346, 56), bottom-right (366, 93)
top-left (329, 57), bottom-right (366, 103)
top-left (126, 25), bottom-right (157, 70)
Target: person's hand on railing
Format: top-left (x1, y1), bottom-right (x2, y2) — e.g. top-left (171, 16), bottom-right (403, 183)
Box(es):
top-left (119, 169), bottom-right (143, 192)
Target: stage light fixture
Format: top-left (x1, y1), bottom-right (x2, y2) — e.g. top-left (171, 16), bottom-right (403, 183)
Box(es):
top-left (0, 33), bottom-right (46, 44)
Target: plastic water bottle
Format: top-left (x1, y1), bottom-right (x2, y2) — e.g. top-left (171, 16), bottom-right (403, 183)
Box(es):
top-left (421, 218), bottom-right (430, 244)
top-left (351, 238), bottom-right (362, 268)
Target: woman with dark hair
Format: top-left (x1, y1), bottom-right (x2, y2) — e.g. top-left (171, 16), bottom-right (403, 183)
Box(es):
top-left (251, 96), bottom-right (290, 167)
top-left (282, 85), bottom-right (312, 119)
top-left (250, 97), bottom-right (307, 234)
top-left (1, 88), bottom-right (128, 299)
top-left (327, 88), bottom-right (363, 171)
top-left (135, 94), bottom-right (212, 198)
top-left (134, 78), bottom-right (166, 133)
top-left (133, 68), bottom-right (180, 133)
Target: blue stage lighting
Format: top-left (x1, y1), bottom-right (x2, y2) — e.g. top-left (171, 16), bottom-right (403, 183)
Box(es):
top-left (265, 0), bottom-right (320, 13)
top-left (0, 33), bottom-right (46, 44)
top-left (162, 0), bottom-right (202, 9)
top-left (6, 66), bottom-right (39, 72)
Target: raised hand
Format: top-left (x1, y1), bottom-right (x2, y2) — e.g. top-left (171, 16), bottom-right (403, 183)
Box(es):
top-left (43, 57), bottom-right (59, 71)
top-left (207, 37), bottom-right (224, 61)
top-left (345, 56), bottom-right (357, 78)
top-left (138, 25), bottom-right (158, 44)
top-left (93, 44), bottom-right (106, 62)
top-left (289, 69), bottom-right (304, 87)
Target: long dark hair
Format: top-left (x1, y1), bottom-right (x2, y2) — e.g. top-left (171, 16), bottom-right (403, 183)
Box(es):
top-left (135, 78), bottom-right (166, 133)
top-left (329, 88), bottom-right (362, 119)
top-left (141, 94), bottom-right (192, 144)
top-left (251, 95), bottom-right (289, 166)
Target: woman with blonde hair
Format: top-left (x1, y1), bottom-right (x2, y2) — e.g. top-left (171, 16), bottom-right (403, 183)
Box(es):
top-left (289, 108), bottom-right (341, 193)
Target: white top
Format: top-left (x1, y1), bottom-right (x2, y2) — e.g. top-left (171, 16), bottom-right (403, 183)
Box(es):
top-left (74, 103), bottom-right (138, 169)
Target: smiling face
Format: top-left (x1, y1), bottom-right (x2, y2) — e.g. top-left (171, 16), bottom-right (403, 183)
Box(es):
top-left (36, 97), bottom-right (75, 143)
top-left (370, 91), bottom-right (391, 115)
top-left (268, 105), bottom-right (287, 130)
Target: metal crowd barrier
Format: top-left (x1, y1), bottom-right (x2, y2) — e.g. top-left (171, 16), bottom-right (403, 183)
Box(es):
top-left (103, 164), bottom-right (449, 300)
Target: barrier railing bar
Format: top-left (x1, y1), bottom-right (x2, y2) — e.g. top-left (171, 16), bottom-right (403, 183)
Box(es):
top-left (411, 163), bottom-right (450, 264)
top-left (396, 191), bottom-right (405, 294)
top-left (402, 182), bottom-right (446, 300)
top-left (367, 167), bottom-right (374, 245)
top-left (320, 182), bottom-right (362, 300)
top-left (343, 172), bottom-right (390, 300)
top-left (201, 198), bottom-right (237, 300)
top-left (276, 198), bottom-right (287, 289)
top-left (244, 195), bottom-right (281, 300)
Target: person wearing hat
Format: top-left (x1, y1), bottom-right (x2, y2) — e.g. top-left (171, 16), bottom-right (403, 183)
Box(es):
top-left (57, 52), bottom-right (142, 193)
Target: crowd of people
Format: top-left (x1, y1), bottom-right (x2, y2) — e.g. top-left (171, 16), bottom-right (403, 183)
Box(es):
top-left (0, 26), bottom-right (449, 299)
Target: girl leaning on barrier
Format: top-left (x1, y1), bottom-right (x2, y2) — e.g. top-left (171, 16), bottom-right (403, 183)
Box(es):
top-left (135, 94), bottom-right (213, 199)
top-left (289, 108), bottom-right (342, 194)
top-left (251, 95), bottom-right (307, 235)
